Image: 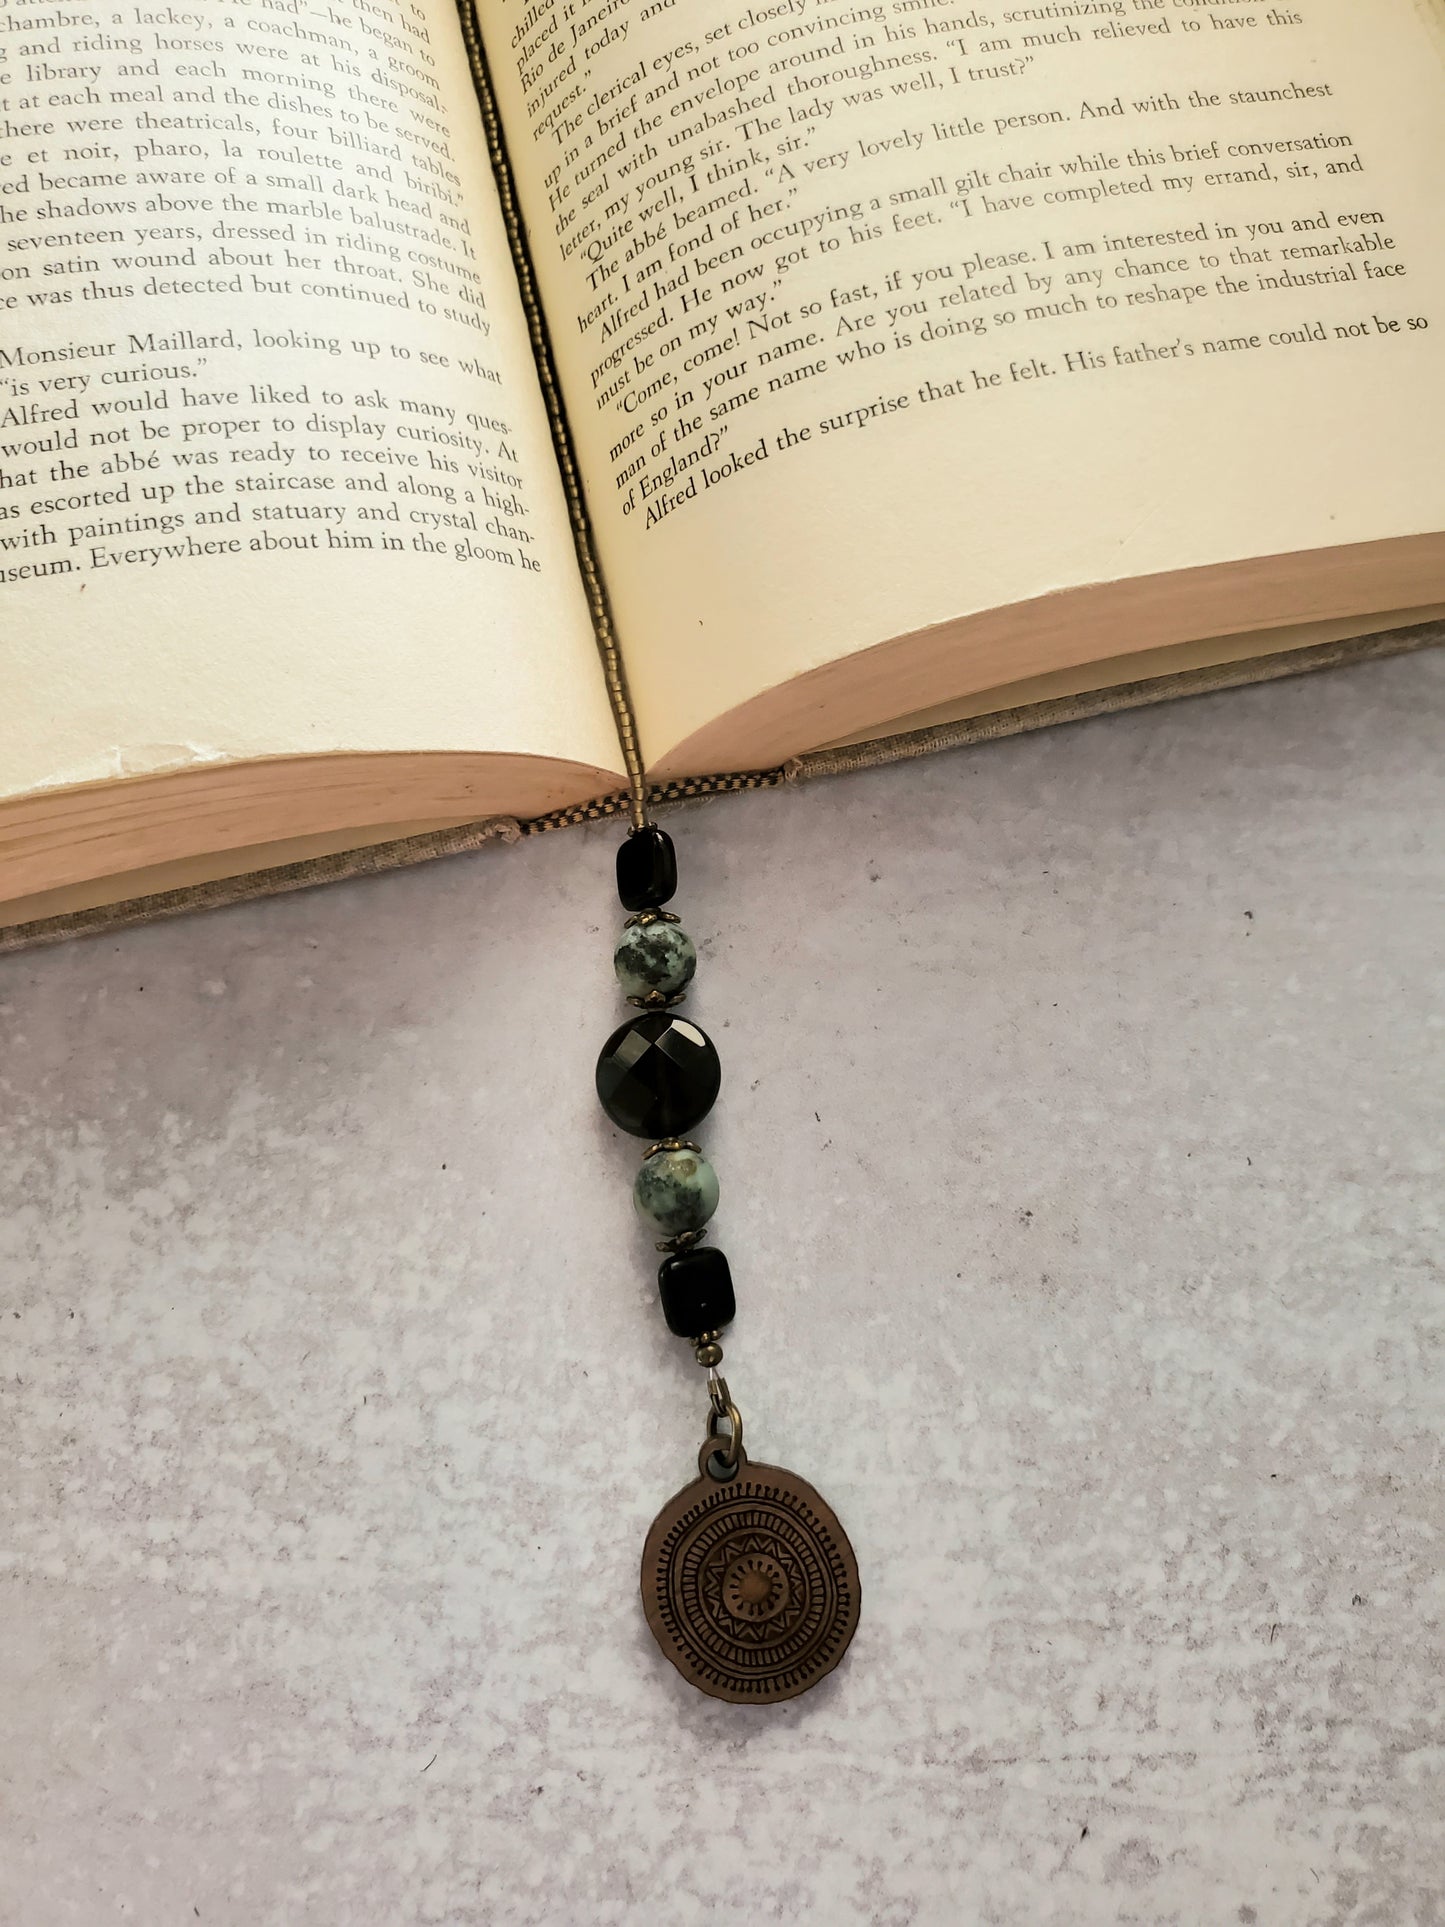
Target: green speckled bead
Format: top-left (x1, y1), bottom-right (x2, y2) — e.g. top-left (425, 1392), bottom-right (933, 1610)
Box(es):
top-left (633, 1146), bottom-right (719, 1238)
top-left (614, 920), bottom-right (697, 1001)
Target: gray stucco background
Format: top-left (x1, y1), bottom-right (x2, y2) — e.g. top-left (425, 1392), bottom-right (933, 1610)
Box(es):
top-left (2, 650), bottom-right (1441, 1925)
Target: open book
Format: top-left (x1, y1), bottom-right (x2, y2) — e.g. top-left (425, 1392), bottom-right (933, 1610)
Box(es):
top-left (4, 0), bottom-right (1443, 942)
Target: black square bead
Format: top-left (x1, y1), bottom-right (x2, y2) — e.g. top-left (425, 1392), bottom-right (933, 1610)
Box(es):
top-left (658, 1245), bottom-right (735, 1339)
top-left (617, 826), bottom-right (677, 912)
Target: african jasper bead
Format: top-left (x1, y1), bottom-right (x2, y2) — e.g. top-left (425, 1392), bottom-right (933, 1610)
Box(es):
top-left (658, 1245), bottom-right (736, 1339)
top-left (634, 1145), bottom-right (719, 1238)
top-left (595, 1010), bottom-right (721, 1139)
top-left (614, 920), bottom-right (696, 1002)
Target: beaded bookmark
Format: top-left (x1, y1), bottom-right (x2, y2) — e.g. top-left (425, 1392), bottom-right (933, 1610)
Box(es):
top-left (595, 823), bottom-right (861, 1703)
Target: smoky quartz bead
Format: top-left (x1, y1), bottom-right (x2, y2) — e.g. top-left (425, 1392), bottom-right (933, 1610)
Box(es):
top-left (617, 826), bottom-right (677, 912)
top-left (657, 1245), bottom-right (736, 1339)
top-left (596, 1011), bottom-right (721, 1138)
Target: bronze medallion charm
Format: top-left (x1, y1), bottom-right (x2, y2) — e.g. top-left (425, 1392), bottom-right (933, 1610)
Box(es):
top-left (641, 1443), bottom-right (861, 1704)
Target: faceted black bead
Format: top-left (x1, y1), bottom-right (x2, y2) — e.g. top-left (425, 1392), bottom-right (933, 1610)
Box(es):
top-left (658, 1245), bottom-right (735, 1339)
top-left (617, 826), bottom-right (677, 912)
top-left (596, 1011), bottom-right (720, 1138)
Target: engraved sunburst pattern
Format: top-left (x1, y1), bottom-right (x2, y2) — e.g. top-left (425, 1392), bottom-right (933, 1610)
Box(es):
top-left (641, 1458), bottom-right (861, 1705)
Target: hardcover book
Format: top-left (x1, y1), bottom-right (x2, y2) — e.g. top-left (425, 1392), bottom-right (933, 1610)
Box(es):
top-left (3, 0), bottom-right (1442, 948)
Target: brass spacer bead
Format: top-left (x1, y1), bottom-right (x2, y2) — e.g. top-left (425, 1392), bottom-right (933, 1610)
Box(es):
top-left (692, 1332), bottom-right (724, 1368)
top-left (627, 988), bottom-right (688, 1011)
top-left (657, 1226), bottom-right (707, 1254)
top-left (623, 908), bottom-right (682, 929)
top-left (644, 1136), bottom-right (701, 1155)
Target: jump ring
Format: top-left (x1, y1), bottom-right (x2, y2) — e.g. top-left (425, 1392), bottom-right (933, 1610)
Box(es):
top-left (705, 1400), bottom-right (744, 1467)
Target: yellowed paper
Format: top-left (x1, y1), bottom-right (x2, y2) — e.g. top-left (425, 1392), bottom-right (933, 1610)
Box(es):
top-left (818, 603), bottom-right (1445, 747)
top-left (482, 0), bottom-right (1445, 768)
top-left (1, 0), bottom-right (622, 816)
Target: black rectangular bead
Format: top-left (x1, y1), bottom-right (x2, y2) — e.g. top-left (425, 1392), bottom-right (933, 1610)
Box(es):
top-left (657, 1245), bottom-right (735, 1339)
top-left (617, 826), bottom-right (677, 912)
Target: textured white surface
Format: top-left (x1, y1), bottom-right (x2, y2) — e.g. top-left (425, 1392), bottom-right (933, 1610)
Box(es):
top-left (2, 654), bottom-right (1442, 1927)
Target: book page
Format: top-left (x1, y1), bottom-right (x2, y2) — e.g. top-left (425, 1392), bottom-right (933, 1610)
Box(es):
top-left (1, 0), bottom-right (620, 821)
top-left (481, 0), bottom-right (1445, 769)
